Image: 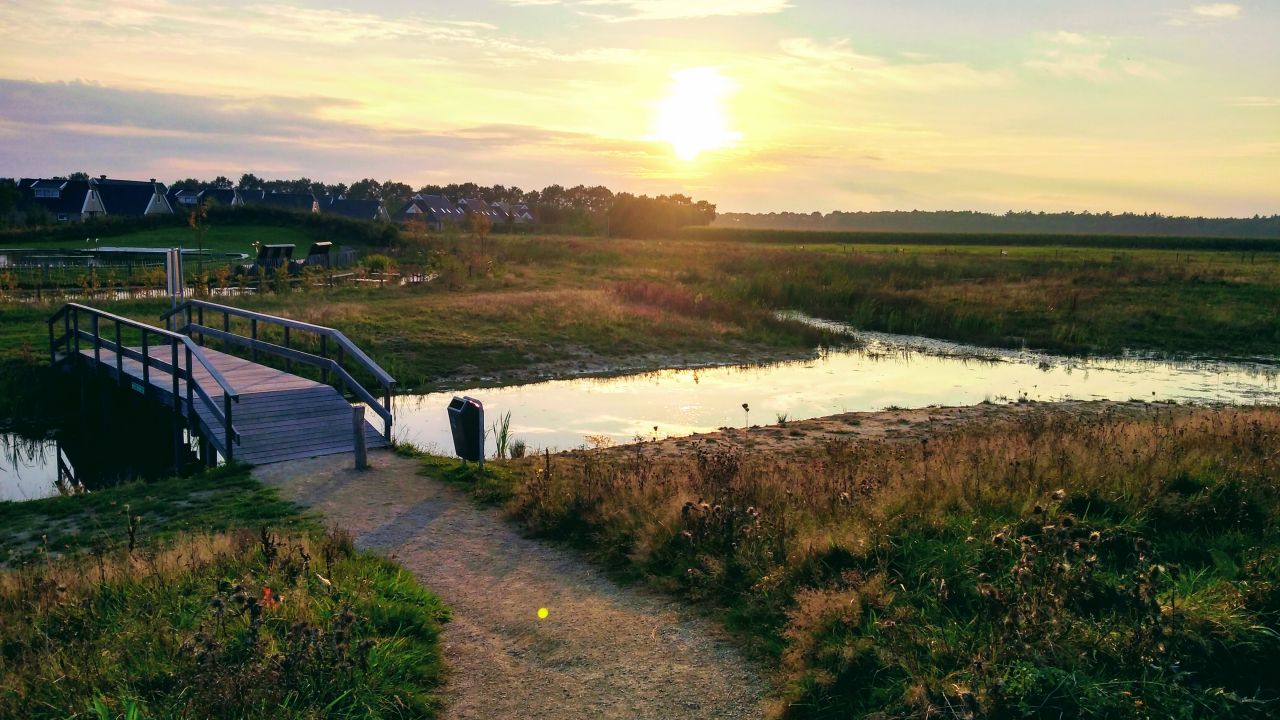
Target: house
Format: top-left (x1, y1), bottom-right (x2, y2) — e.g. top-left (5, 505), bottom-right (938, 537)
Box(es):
top-left (394, 194), bottom-right (465, 231)
top-left (20, 175), bottom-right (171, 221)
top-left (202, 188), bottom-right (240, 207)
top-left (20, 178), bottom-right (98, 222)
top-left (244, 190), bottom-right (319, 213)
top-left (324, 196), bottom-right (390, 222)
top-left (511, 202), bottom-right (536, 223)
top-left (458, 197), bottom-right (503, 223)
top-left (490, 200), bottom-right (535, 224)
top-left (171, 187), bottom-right (241, 209)
top-left (90, 177), bottom-right (174, 217)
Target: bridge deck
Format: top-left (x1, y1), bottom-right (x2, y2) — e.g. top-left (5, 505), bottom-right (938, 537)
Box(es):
top-left (72, 345), bottom-right (388, 465)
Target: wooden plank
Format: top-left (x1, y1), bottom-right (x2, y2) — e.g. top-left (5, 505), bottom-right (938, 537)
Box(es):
top-left (235, 424), bottom-right (386, 452)
top-left (76, 336), bottom-right (391, 467)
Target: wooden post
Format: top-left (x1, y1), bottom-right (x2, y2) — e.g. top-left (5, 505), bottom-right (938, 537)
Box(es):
top-left (171, 338), bottom-right (182, 476)
top-left (114, 321), bottom-right (123, 385)
top-left (141, 330), bottom-right (150, 388)
top-left (283, 326), bottom-right (291, 373)
top-left (250, 318), bottom-right (258, 362)
top-left (352, 405), bottom-right (369, 470)
top-left (320, 335), bottom-right (329, 384)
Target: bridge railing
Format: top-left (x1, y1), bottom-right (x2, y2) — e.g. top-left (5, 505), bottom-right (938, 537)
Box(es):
top-left (161, 299), bottom-right (396, 438)
top-left (47, 303), bottom-right (241, 461)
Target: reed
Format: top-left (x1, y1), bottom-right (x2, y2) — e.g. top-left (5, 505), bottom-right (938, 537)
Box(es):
top-left (434, 405), bottom-right (1280, 718)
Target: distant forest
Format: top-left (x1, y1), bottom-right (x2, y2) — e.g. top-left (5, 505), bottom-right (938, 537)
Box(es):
top-left (716, 210), bottom-right (1280, 239)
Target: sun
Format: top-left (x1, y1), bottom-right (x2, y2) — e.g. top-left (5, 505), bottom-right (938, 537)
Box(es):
top-left (651, 68), bottom-right (742, 161)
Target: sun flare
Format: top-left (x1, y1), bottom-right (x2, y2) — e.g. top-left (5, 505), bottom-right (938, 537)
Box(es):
top-left (651, 67), bottom-right (742, 161)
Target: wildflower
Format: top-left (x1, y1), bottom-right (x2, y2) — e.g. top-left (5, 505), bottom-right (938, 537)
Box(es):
top-left (262, 586), bottom-right (281, 610)
top-left (1052, 489), bottom-right (1066, 500)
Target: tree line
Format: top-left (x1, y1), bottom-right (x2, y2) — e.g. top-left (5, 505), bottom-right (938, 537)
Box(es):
top-left (718, 209), bottom-right (1280, 239)
top-left (1, 173), bottom-right (718, 239)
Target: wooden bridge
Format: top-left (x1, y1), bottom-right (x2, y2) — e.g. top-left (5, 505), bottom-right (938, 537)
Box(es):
top-left (48, 300), bottom-right (396, 467)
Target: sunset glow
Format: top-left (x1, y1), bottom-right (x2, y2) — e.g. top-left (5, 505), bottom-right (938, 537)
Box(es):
top-left (0, 1), bottom-right (1276, 214)
top-left (652, 68), bottom-right (742, 161)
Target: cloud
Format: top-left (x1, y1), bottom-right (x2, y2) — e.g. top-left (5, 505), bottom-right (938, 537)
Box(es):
top-left (775, 38), bottom-right (1008, 91)
top-left (1233, 96), bottom-right (1280, 108)
top-left (1191, 3), bottom-right (1242, 18)
top-left (0, 78), bottom-right (673, 188)
top-left (0, 0), bottom-right (636, 63)
top-left (1025, 32), bottom-right (1160, 81)
top-left (503, 0), bottom-right (792, 22)
top-left (1168, 3), bottom-right (1242, 25)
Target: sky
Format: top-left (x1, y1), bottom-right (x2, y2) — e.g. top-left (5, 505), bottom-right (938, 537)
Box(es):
top-left (0, 0), bottom-right (1276, 215)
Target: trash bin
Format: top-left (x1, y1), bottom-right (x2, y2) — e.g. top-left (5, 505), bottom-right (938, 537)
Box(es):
top-left (447, 396), bottom-right (485, 463)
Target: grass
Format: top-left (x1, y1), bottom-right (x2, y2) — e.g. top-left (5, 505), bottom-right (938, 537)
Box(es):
top-left (0, 463), bottom-right (310, 563)
top-left (2, 527), bottom-right (448, 719)
top-left (710, 242), bottom-right (1280, 358)
top-left (7, 224), bottom-right (313, 256)
top-left (8, 231), bottom-right (1279, 403)
top-left (0, 464), bottom-right (449, 718)
top-left (425, 405), bottom-right (1280, 718)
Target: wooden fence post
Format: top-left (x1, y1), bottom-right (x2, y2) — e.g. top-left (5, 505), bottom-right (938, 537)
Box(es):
top-left (352, 405), bottom-right (369, 470)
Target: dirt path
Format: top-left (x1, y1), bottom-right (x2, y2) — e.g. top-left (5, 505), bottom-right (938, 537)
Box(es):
top-left (254, 452), bottom-right (765, 720)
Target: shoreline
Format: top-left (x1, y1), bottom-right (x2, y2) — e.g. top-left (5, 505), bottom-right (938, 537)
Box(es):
top-left (582, 399), bottom-right (1194, 461)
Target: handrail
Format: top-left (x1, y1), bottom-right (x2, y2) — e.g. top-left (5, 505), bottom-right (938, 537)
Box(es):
top-left (179, 323), bottom-right (393, 427)
top-left (162, 299), bottom-right (396, 437)
top-left (50, 304), bottom-right (240, 400)
top-left (162, 300), bottom-right (395, 386)
top-left (47, 303), bottom-right (241, 462)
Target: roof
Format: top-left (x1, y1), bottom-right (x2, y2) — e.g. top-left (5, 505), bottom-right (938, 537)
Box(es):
top-left (325, 198), bottom-right (386, 221)
top-left (202, 188), bottom-right (237, 206)
top-left (459, 197), bottom-right (501, 218)
top-left (24, 179), bottom-right (91, 216)
top-left (248, 191), bottom-right (317, 212)
top-left (92, 177), bottom-right (171, 216)
top-left (395, 194), bottom-right (465, 223)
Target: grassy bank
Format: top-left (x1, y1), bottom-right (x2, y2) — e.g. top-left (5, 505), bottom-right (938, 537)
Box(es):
top-left (684, 226), bottom-right (1280, 253)
top-left (0, 465), bottom-right (449, 718)
top-left (4, 232), bottom-right (1279, 398)
top-left (710, 243), bottom-right (1280, 357)
top-left (428, 405), bottom-right (1280, 718)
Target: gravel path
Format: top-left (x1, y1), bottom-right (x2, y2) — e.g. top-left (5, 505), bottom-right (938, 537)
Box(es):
top-left (254, 452), bottom-right (766, 719)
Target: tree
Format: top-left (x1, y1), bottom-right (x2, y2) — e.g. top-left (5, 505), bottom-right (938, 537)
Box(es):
top-left (347, 178), bottom-right (382, 201)
top-left (379, 181), bottom-right (412, 213)
top-left (237, 173), bottom-right (263, 191)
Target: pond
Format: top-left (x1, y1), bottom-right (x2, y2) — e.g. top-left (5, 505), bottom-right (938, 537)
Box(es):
top-left (391, 315), bottom-right (1280, 456)
top-left (5, 315), bottom-right (1279, 499)
top-left (0, 385), bottom-right (202, 502)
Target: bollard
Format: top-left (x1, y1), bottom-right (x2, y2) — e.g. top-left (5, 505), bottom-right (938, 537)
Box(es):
top-left (352, 405), bottom-right (369, 470)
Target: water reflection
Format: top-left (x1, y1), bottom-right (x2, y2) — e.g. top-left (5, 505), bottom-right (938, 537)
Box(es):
top-left (393, 320), bottom-right (1280, 456)
top-left (0, 380), bottom-right (200, 502)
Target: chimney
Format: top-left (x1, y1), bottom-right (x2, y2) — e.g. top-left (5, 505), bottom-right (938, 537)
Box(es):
top-left (149, 178), bottom-right (156, 183)
top-left (99, 174), bottom-right (106, 180)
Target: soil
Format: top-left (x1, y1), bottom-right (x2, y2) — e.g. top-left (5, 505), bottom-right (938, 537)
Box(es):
top-left (253, 452), bottom-right (766, 719)
top-left (582, 399), bottom-right (1183, 462)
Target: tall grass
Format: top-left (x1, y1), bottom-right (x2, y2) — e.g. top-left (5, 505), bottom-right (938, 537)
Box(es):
top-left (1, 527), bottom-right (448, 719)
top-left (438, 406), bottom-right (1280, 718)
top-left (492, 410), bottom-right (512, 460)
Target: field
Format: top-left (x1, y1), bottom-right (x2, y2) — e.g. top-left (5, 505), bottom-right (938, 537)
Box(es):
top-left (4, 227), bottom-right (1280, 394)
top-left (5, 225), bottom-right (1280, 717)
top-left (0, 464), bottom-right (449, 718)
top-left (434, 401), bottom-right (1280, 718)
